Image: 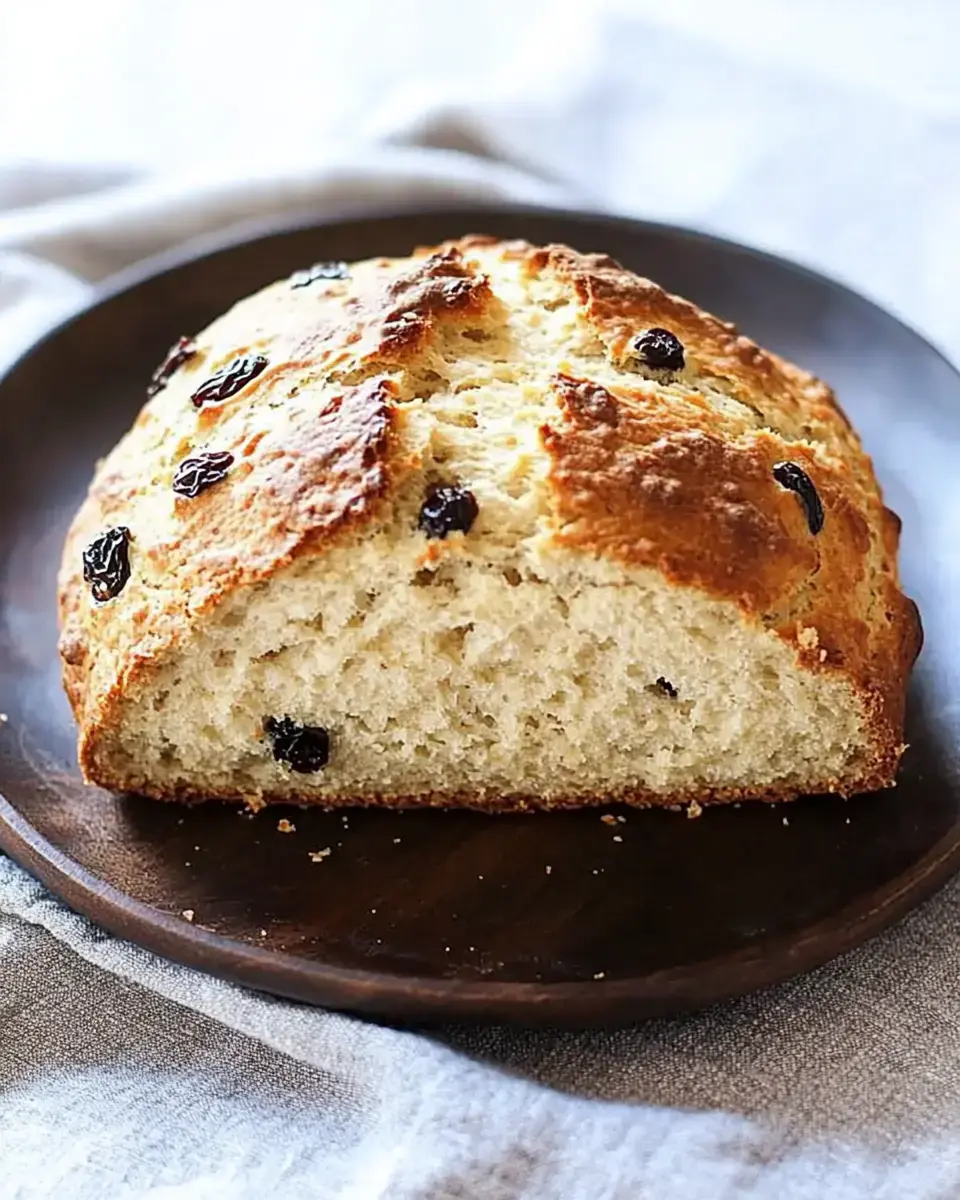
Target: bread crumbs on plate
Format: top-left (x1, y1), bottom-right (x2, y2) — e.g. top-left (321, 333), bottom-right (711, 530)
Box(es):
top-left (593, 971), bottom-right (606, 980)
top-left (181, 909), bottom-right (195, 922)
top-left (308, 847), bottom-right (332, 863)
top-left (600, 814), bottom-right (617, 826)
top-left (277, 818), bottom-right (296, 833)
top-left (687, 799), bottom-right (703, 819)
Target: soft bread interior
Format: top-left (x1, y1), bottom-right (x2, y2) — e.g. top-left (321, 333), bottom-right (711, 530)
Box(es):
top-left (101, 541), bottom-right (868, 805)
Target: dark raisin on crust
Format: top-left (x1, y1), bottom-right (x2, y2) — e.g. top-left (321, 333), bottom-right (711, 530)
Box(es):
top-left (191, 353), bottom-right (268, 407)
top-left (772, 461), bottom-right (824, 535)
top-left (264, 716), bottom-right (330, 773)
top-left (82, 526), bottom-right (132, 602)
top-left (418, 484), bottom-right (479, 539)
top-left (147, 336), bottom-right (197, 397)
top-left (633, 327), bottom-right (685, 371)
top-left (656, 677), bottom-right (678, 698)
top-left (290, 261), bottom-right (350, 288)
top-left (172, 450), bottom-right (235, 498)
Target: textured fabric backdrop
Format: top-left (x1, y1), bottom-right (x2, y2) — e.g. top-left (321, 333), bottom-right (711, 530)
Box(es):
top-left (2, 2), bottom-right (960, 1197)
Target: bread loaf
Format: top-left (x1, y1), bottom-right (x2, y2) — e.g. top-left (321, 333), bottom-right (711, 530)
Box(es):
top-left (58, 236), bottom-right (921, 810)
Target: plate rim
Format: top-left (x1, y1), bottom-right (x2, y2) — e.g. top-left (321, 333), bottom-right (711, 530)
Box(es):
top-left (2, 203), bottom-right (959, 1025)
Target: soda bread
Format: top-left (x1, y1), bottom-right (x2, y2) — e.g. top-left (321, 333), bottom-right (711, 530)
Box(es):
top-left (58, 236), bottom-right (921, 810)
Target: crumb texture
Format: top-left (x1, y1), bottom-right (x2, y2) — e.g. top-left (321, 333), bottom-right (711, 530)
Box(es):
top-left (58, 237), bottom-right (921, 808)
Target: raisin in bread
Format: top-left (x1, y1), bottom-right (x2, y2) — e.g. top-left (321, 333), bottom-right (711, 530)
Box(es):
top-left (58, 237), bottom-right (921, 810)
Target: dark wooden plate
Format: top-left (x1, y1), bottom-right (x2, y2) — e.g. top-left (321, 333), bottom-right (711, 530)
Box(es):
top-left (1, 206), bottom-right (958, 1027)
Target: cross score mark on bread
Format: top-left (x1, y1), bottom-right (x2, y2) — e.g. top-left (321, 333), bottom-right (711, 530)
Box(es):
top-left (58, 237), bottom-right (921, 810)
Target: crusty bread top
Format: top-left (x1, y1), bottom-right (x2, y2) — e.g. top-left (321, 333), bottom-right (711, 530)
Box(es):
top-left (59, 236), bottom-right (921, 761)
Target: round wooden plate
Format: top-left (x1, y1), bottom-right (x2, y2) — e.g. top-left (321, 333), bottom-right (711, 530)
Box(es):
top-left (1, 207), bottom-right (958, 1027)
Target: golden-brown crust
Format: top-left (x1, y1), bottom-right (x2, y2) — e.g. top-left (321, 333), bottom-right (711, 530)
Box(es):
top-left (82, 765), bottom-right (900, 812)
top-left (522, 243), bottom-right (864, 460)
top-left (60, 235), bottom-right (921, 803)
top-left (294, 247), bottom-right (497, 373)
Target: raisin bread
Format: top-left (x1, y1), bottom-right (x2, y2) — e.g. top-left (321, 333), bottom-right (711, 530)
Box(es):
top-left (58, 237), bottom-right (922, 809)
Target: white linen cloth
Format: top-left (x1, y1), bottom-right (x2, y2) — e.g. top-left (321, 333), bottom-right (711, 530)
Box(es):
top-left (2, 2), bottom-right (960, 1196)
